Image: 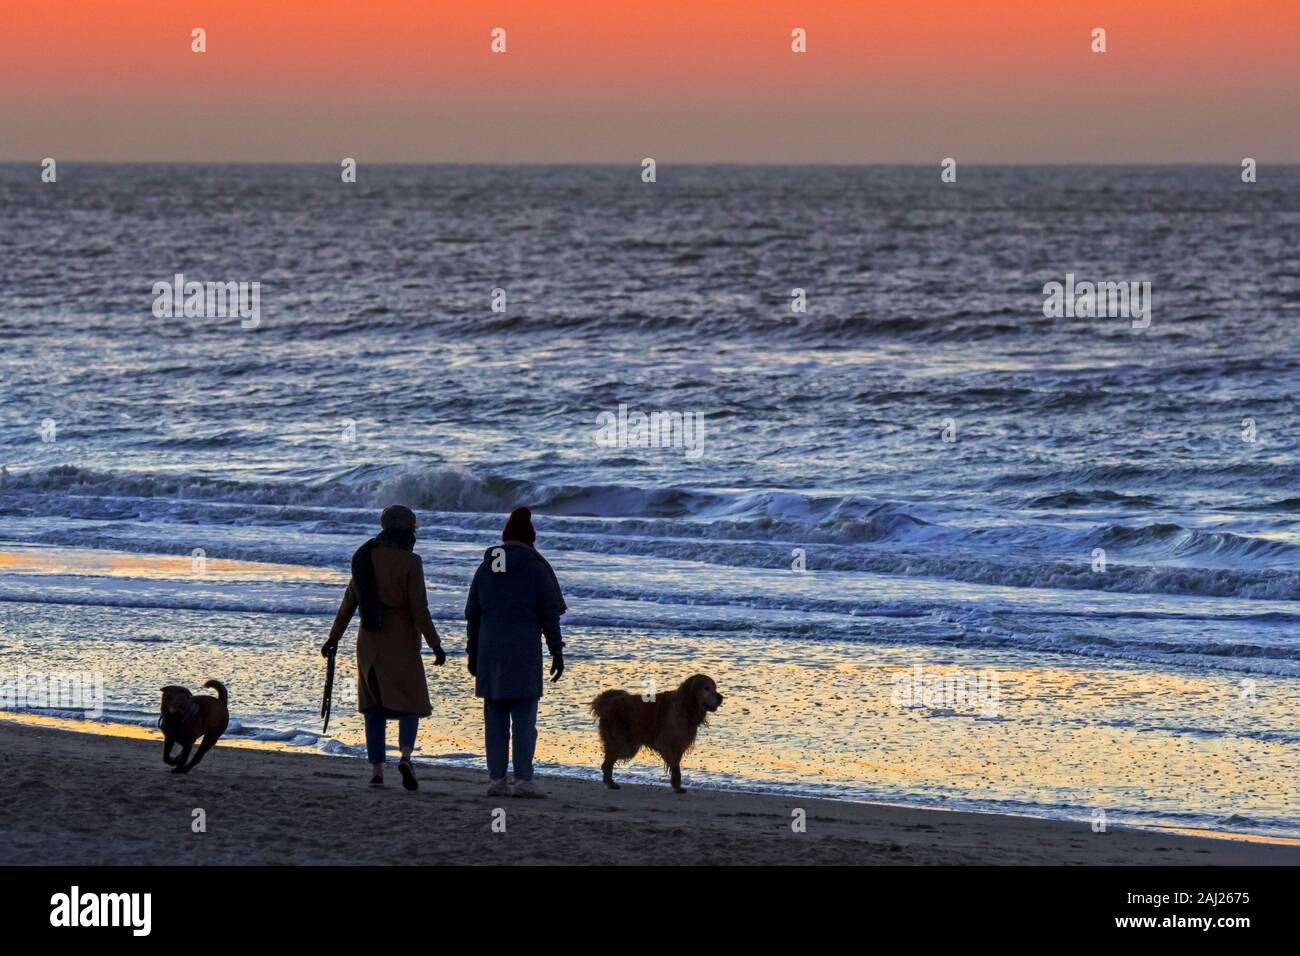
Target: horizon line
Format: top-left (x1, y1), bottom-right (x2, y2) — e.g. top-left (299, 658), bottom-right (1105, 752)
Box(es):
top-left (3, 159), bottom-right (1295, 168)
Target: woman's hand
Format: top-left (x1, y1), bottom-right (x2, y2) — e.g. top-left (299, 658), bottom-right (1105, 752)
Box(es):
top-left (425, 629), bottom-right (447, 666)
top-left (320, 638), bottom-right (339, 659)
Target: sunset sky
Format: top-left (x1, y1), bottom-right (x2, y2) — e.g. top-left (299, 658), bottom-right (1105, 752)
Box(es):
top-left (3, 0), bottom-right (1297, 163)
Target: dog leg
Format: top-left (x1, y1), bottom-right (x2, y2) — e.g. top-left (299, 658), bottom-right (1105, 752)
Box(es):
top-left (179, 735), bottom-right (219, 773)
top-left (601, 756), bottom-right (620, 790)
top-left (669, 760), bottom-right (685, 794)
top-left (162, 734), bottom-right (178, 765)
top-left (171, 741), bottom-right (193, 774)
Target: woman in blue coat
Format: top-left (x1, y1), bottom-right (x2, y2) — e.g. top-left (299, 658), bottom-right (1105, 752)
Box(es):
top-left (464, 507), bottom-right (566, 798)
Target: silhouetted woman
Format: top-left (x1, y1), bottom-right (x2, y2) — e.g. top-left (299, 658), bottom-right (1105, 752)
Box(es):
top-left (322, 505), bottom-right (446, 789)
top-left (464, 507), bottom-right (566, 798)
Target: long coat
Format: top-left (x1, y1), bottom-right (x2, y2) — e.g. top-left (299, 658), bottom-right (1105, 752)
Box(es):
top-left (328, 546), bottom-right (437, 717)
top-left (464, 541), bottom-right (565, 700)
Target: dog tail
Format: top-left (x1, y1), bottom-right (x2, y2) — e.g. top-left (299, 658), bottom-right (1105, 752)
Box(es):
top-left (203, 679), bottom-right (228, 704)
top-left (589, 689), bottom-right (629, 720)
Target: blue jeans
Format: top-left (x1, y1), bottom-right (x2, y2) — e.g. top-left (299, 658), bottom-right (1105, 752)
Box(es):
top-left (363, 708), bottom-right (418, 765)
top-left (484, 697), bottom-right (538, 781)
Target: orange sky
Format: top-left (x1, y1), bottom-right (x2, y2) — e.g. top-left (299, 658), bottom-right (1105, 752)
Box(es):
top-left (3, 0), bottom-right (1297, 162)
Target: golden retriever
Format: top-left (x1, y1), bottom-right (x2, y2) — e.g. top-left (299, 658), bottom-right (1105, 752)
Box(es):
top-left (590, 674), bottom-right (723, 793)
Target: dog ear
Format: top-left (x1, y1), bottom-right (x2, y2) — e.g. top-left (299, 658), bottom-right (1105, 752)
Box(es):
top-left (681, 674), bottom-right (708, 701)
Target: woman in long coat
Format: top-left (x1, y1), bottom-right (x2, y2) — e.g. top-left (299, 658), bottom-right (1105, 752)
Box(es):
top-left (322, 505), bottom-right (446, 789)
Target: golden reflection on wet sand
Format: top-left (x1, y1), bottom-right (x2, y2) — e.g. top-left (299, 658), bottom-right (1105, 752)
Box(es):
top-left (3, 546), bottom-right (1296, 843)
top-left (0, 546), bottom-right (339, 583)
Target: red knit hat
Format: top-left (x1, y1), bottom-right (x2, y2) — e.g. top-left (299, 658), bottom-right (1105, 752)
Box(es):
top-left (502, 506), bottom-right (536, 545)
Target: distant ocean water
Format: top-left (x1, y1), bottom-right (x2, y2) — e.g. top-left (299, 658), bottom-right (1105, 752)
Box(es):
top-left (2, 164), bottom-right (1298, 836)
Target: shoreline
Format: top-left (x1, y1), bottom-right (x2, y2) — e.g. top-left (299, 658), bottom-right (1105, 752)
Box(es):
top-left (6, 709), bottom-right (1296, 848)
top-left (5, 542), bottom-right (1298, 847)
top-left (2, 718), bottom-right (1297, 865)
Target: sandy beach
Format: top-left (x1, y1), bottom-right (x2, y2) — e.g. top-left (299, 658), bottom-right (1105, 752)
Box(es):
top-left (2, 719), bottom-right (1295, 866)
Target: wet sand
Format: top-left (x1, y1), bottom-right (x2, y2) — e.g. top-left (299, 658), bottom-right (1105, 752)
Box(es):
top-left (1, 719), bottom-right (1296, 865)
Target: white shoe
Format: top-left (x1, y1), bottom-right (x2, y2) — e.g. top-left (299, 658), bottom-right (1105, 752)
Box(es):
top-left (486, 777), bottom-right (510, 797)
top-left (511, 779), bottom-right (544, 799)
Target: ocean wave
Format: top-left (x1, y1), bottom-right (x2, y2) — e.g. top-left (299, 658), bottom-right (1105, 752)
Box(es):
top-left (990, 461), bottom-right (1300, 490)
top-left (1227, 497), bottom-right (1300, 513)
top-left (1029, 489), bottom-right (1159, 508)
top-left (1081, 522), bottom-right (1300, 563)
top-left (6, 465), bottom-right (1300, 602)
top-left (0, 464), bottom-right (372, 508)
top-left (1, 463), bottom-right (931, 532)
top-left (4, 582), bottom-right (1300, 677)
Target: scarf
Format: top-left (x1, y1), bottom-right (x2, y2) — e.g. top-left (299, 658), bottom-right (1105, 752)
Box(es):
top-left (351, 528), bottom-right (416, 631)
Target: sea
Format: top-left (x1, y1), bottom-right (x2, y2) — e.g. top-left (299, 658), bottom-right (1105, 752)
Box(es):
top-left (1, 163), bottom-right (1297, 839)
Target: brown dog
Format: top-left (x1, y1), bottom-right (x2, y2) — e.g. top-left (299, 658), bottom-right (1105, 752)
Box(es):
top-left (159, 680), bottom-right (229, 774)
top-left (590, 674), bottom-right (723, 793)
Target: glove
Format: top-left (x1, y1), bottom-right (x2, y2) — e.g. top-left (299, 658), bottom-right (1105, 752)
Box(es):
top-left (549, 653), bottom-right (564, 683)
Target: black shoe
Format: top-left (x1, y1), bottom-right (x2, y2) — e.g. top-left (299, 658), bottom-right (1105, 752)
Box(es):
top-left (398, 759), bottom-right (418, 792)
